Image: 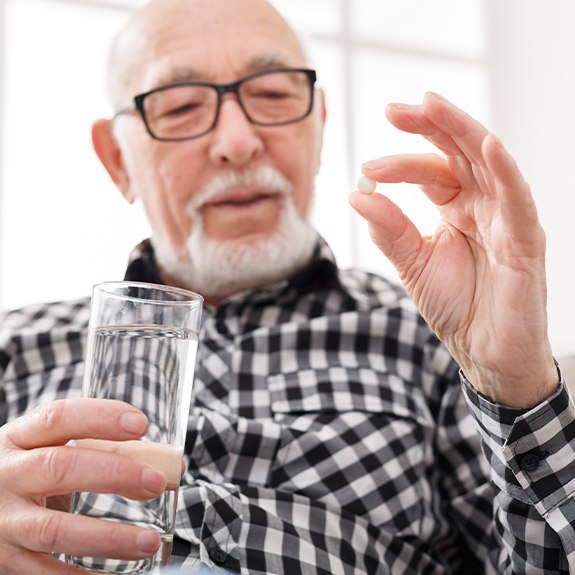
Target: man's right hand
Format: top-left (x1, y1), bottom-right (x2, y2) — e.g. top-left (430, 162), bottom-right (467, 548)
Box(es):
top-left (0, 398), bottom-right (167, 574)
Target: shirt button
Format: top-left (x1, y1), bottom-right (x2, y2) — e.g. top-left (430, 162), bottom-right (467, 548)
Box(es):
top-left (209, 548), bottom-right (228, 566)
top-left (520, 453), bottom-right (540, 472)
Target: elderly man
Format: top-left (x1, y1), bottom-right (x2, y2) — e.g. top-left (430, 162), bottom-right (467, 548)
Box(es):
top-left (0, 0), bottom-right (573, 573)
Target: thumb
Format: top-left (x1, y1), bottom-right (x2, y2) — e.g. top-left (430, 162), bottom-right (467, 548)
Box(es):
top-left (349, 190), bottom-right (424, 275)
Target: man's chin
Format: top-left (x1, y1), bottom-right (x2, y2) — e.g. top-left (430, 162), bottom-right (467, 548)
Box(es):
top-left (202, 229), bottom-right (277, 246)
top-left (153, 222), bottom-right (318, 302)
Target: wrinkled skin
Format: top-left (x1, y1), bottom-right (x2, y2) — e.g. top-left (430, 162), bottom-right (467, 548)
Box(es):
top-left (0, 0), bottom-right (326, 571)
top-left (350, 92), bottom-right (557, 409)
top-left (0, 399), bottom-right (167, 574)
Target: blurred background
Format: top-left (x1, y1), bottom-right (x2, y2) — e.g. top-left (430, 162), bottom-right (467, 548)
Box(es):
top-left (0, 0), bottom-right (574, 358)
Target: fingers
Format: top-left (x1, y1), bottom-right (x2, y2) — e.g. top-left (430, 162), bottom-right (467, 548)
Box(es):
top-left (4, 506), bottom-right (160, 559)
top-left (349, 190), bottom-right (427, 278)
top-left (385, 94), bottom-right (499, 199)
top-left (367, 94), bottom-right (535, 215)
top-left (384, 101), bottom-right (462, 156)
top-left (0, 399), bottom-right (165, 574)
top-left (0, 548), bottom-right (88, 575)
top-left (3, 398), bottom-right (148, 449)
top-left (386, 93), bottom-right (490, 166)
top-left (361, 153), bottom-right (461, 207)
top-left (483, 134), bottom-right (538, 226)
top-left (4, 444), bottom-right (167, 499)
top-left (421, 92), bottom-right (490, 165)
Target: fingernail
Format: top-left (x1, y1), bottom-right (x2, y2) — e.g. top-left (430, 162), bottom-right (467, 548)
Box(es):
top-left (142, 468), bottom-right (167, 493)
top-left (361, 160), bottom-right (377, 171)
top-left (136, 529), bottom-right (161, 553)
top-left (386, 102), bottom-right (409, 111)
top-left (120, 412), bottom-right (148, 435)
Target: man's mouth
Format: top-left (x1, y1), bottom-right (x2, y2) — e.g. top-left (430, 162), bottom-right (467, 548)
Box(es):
top-left (204, 190), bottom-right (279, 211)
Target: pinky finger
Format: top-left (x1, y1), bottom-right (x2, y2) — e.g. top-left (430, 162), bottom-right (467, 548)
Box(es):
top-left (1, 549), bottom-right (87, 575)
top-left (6, 507), bottom-right (160, 561)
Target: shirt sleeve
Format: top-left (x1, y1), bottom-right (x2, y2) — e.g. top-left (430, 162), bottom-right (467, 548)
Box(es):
top-left (461, 368), bottom-right (575, 573)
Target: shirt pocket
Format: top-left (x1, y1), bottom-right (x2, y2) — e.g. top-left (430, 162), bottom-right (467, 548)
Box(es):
top-left (268, 366), bottom-right (431, 423)
top-left (267, 366), bottom-right (435, 518)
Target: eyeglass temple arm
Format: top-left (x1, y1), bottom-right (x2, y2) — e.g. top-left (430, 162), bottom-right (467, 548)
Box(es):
top-left (112, 104), bottom-right (137, 119)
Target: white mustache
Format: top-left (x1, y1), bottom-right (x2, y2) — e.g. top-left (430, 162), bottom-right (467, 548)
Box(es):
top-left (187, 166), bottom-right (293, 214)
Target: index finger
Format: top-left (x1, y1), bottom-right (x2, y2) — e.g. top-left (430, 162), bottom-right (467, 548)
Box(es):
top-left (385, 102), bottom-right (461, 156)
top-left (3, 398), bottom-right (148, 449)
top-left (421, 92), bottom-right (491, 167)
top-left (386, 93), bottom-right (491, 168)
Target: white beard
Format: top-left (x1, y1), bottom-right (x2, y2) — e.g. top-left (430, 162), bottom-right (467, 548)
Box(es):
top-left (151, 166), bottom-right (318, 301)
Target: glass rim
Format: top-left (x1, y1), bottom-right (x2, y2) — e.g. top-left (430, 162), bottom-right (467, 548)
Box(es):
top-left (92, 280), bottom-right (204, 307)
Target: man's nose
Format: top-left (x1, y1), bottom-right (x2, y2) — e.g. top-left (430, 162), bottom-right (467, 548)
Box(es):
top-left (207, 95), bottom-right (264, 166)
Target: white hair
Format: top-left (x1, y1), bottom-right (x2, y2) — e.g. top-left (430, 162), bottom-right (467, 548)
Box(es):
top-left (152, 165), bottom-right (318, 300)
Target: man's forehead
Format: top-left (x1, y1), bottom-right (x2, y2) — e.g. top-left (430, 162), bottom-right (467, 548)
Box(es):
top-left (136, 0), bottom-right (295, 40)
top-left (110, 0), bottom-right (306, 101)
top-left (151, 54), bottom-right (300, 87)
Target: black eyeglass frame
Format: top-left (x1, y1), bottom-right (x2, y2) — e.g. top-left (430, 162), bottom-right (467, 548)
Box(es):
top-left (114, 67), bottom-right (317, 142)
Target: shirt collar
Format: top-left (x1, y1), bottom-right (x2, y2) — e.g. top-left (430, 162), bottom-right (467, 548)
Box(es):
top-left (123, 237), bottom-right (341, 305)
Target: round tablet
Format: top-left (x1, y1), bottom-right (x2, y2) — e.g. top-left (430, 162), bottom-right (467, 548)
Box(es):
top-left (357, 175), bottom-right (377, 194)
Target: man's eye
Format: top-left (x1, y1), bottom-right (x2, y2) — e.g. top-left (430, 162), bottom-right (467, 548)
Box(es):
top-left (253, 90), bottom-right (291, 99)
top-left (161, 102), bottom-right (202, 117)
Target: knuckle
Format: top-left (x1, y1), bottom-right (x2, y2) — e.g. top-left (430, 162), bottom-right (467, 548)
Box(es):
top-left (10, 509), bottom-right (59, 550)
top-left (109, 456), bottom-right (136, 488)
top-left (36, 513), bottom-right (63, 549)
top-left (3, 419), bottom-right (24, 449)
top-left (36, 447), bottom-right (71, 488)
top-left (30, 401), bottom-right (66, 432)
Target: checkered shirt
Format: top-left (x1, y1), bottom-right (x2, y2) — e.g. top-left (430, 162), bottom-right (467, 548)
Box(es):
top-left (1, 238), bottom-right (574, 574)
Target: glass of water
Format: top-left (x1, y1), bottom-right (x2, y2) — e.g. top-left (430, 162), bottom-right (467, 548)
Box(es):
top-left (66, 281), bottom-right (203, 574)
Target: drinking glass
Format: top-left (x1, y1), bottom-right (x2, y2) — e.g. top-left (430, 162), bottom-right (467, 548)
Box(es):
top-left (66, 281), bottom-right (203, 574)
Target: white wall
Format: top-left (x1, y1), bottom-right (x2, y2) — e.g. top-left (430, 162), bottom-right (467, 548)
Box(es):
top-left (486, 0), bottom-right (575, 357)
top-left (0, 0), bottom-right (487, 310)
top-left (0, 0), bottom-right (573, 359)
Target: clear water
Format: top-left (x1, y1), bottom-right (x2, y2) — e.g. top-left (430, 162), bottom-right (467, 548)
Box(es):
top-left (66, 325), bottom-right (198, 573)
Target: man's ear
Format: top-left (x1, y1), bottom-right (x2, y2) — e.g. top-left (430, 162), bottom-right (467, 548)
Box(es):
top-left (313, 88), bottom-right (327, 173)
top-left (92, 119), bottom-right (134, 203)
top-left (317, 87), bottom-right (327, 125)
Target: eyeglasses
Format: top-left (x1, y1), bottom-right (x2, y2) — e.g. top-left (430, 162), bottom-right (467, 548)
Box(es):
top-left (114, 68), bottom-right (317, 142)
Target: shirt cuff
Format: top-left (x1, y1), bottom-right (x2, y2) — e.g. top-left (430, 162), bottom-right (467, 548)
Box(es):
top-left (461, 367), bottom-right (575, 514)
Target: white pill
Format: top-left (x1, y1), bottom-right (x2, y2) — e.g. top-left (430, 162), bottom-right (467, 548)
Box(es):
top-left (357, 175), bottom-right (377, 194)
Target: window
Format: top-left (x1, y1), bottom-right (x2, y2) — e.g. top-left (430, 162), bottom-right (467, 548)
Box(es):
top-left (0, 0), bottom-right (488, 307)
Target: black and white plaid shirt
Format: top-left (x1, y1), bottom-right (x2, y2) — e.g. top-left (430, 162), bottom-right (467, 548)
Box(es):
top-left (1, 238), bottom-right (574, 574)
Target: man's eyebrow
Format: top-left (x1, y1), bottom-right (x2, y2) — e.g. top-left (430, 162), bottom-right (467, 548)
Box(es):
top-left (154, 55), bottom-right (296, 86)
top-left (155, 68), bottom-right (204, 85)
top-left (244, 54), bottom-right (294, 71)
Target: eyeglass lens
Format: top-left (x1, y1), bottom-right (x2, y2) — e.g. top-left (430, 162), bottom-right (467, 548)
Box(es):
top-left (142, 70), bottom-right (313, 140)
